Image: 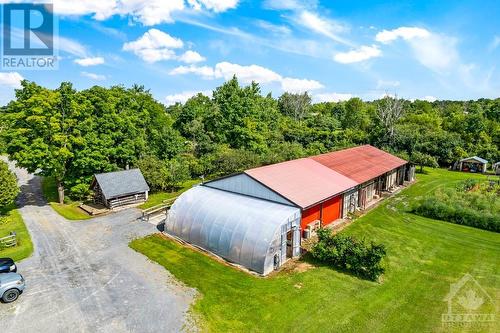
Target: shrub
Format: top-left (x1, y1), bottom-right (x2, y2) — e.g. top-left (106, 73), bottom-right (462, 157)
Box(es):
top-left (412, 181), bottom-right (500, 232)
top-left (311, 228), bottom-right (387, 281)
top-left (69, 183), bottom-right (90, 201)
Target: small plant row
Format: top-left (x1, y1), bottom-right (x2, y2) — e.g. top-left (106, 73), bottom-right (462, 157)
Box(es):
top-left (412, 180), bottom-right (500, 233)
top-left (311, 228), bottom-right (387, 281)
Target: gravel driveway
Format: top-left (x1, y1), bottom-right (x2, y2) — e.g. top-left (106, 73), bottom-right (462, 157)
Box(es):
top-left (0, 162), bottom-right (196, 333)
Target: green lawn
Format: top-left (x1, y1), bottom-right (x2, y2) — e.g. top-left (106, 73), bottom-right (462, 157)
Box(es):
top-left (130, 168), bottom-right (499, 332)
top-left (41, 177), bottom-right (91, 220)
top-left (139, 179), bottom-right (201, 209)
top-left (0, 204), bottom-right (33, 261)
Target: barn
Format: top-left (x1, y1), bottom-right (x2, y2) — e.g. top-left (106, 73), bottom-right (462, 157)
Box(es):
top-left (165, 145), bottom-right (410, 275)
top-left (311, 145), bottom-right (410, 210)
top-left (90, 169), bottom-right (150, 209)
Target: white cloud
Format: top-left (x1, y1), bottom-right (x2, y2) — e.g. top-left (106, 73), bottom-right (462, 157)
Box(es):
top-left (255, 20), bottom-right (291, 35)
top-left (124, 29), bottom-right (183, 50)
top-left (118, 0), bottom-right (185, 25)
top-left (334, 45), bottom-right (381, 64)
top-left (263, 0), bottom-right (313, 10)
top-left (188, 0), bottom-right (238, 12)
top-left (178, 50), bottom-right (206, 63)
top-left (169, 61), bottom-right (323, 92)
top-left (489, 35), bottom-right (500, 51)
top-left (123, 29), bottom-right (183, 63)
top-left (375, 26), bottom-right (458, 73)
top-left (0, 72), bottom-right (23, 88)
top-left (213, 62), bottom-right (282, 83)
top-left (6, 0), bottom-right (236, 26)
top-left (376, 80), bottom-right (400, 89)
top-left (169, 65), bottom-right (215, 78)
top-left (74, 56), bottom-right (105, 66)
top-left (420, 95), bottom-right (437, 102)
top-left (81, 71), bottom-right (106, 81)
top-left (409, 34), bottom-right (458, 73)
top-left (44, 0), bottom-right (117, 20)
top-left (375, 27), bottom-right (430, 44)
top-left (314, 92), bottom-right (353, 103)
top-left (280, 77), bottom-right (323, 93)
top-left (0, 72), bottom-right (23, 106)
top-left (296, 11), bottom-right (351, 45)
top-left (165, 90), bottom-right (211, 105)
top-left (52, 35), bottom-right (87, 57)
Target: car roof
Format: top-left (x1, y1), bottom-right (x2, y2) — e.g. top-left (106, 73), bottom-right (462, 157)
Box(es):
top-left (0, 258), bottom-right (14, 263)
top-left (0, 272), bottom-right (22, 282)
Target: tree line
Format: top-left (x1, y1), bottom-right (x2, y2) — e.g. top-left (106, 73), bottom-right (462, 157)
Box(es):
top-left (1, 77), bottom-right (498, 202)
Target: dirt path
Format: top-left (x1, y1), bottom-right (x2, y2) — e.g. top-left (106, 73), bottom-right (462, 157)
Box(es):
top-left (0, 161), bottom-right (196, 333)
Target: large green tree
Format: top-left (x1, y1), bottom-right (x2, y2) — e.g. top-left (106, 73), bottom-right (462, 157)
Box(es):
top-left (1, 81), bottom-right (186, 202)
top-left (2, 81), bottom-right (85, 203)
top-left (0, 161), bottom-right (19, 209)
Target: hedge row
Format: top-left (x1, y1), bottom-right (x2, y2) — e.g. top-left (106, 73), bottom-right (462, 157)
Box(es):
top-left (311, 228), bottom-right (386, 281)
top-left (412, 198), bottom-right (500, 232)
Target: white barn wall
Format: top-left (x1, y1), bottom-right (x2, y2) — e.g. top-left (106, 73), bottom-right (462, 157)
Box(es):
top-left (204, 173), bottom-right (294, 206)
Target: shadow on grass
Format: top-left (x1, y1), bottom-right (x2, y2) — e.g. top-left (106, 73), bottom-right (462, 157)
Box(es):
top-left (299, 251), bottom-right (379, 282)
top-left (0, 203), bottom-right (15, 217)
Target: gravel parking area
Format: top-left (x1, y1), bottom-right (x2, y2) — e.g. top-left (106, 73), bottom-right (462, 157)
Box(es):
top-left (0, 163), bottom-right (196, 333)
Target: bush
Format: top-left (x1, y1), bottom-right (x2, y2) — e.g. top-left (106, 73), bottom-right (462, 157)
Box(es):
top-left (69, 183), bottom-right (90, 201)
top-left (412, 181), bottom-right (500, 232)
top-left (311, 228), bottom-right (387, 281)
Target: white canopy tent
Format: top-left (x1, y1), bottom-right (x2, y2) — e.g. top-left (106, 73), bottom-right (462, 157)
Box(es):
top-left (165, 186), bottom-right (301, 275)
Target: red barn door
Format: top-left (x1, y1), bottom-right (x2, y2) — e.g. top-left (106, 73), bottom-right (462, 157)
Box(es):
top-left (321, 196), bottom-right (342, 226)
top-left (301, 205), bottom-right (321, 230)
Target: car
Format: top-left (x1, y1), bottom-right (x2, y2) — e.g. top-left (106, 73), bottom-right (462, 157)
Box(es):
top-left (0, 273), bottom-right (25, 303)
top-left (0, 258), bottom-right (17, 273)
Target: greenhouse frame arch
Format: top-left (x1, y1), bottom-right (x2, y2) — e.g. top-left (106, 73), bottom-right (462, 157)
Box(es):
top-left (165, 186), bottom-right (301, 275)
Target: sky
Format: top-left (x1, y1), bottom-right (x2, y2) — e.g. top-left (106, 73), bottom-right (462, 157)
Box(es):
top-left (0, 0), bottom-right (499, 106)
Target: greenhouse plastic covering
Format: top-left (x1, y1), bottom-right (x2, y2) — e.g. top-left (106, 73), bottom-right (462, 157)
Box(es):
top-left (165, 185), bottom-right (301, 275)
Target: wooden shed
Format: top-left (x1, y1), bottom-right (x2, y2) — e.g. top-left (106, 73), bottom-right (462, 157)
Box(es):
top-left (456, 156), bottom-right (488, 173)
top-left (90, 169), bottom-right (150, 209)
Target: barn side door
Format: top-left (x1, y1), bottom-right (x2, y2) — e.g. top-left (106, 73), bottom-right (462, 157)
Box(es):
top-left (359, 188), bottom-right (367, 209)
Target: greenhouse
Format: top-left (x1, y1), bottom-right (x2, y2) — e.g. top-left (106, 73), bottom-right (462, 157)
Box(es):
top-left (165, 186), bottom-right (301, 275)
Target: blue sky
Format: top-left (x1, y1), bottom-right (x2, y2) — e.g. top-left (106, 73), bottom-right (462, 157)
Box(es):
top-left (0, 0), bottom-right (499, 105)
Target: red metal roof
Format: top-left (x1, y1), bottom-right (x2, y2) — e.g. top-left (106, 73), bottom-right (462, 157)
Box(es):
top-left (311, 145), bottom-right (407, 184)
top-left (245, 158), bottom-right (358, 209)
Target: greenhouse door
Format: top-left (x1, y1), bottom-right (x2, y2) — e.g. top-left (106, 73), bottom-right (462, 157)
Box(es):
top-left (286, 230), bottom-right (293, 258)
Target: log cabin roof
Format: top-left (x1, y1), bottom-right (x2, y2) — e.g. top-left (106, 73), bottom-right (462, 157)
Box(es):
top-left (91, 169), bottom-right (149, 200)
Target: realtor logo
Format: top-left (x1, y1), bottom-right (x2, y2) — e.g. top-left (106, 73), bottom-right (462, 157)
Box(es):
top-left (442, 273), bottom-right (496, 328)
top-left (1, 3), bottom-right (58, 70)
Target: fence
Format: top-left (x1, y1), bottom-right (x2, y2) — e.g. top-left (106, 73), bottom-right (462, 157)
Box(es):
top-left (0, 232), bottom-right (17, 249)
top-left (141, 197), bottom-right (177, 223)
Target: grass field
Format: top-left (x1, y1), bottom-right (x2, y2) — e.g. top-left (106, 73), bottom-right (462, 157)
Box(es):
top-left (139, 179), bottom-right (201, 209)
top-left (129, 168), bottom-right (499, 332)
top-left (41, 177), bottom-right (91, 220)
top-left (0, 204), bottom-right (33, 261)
